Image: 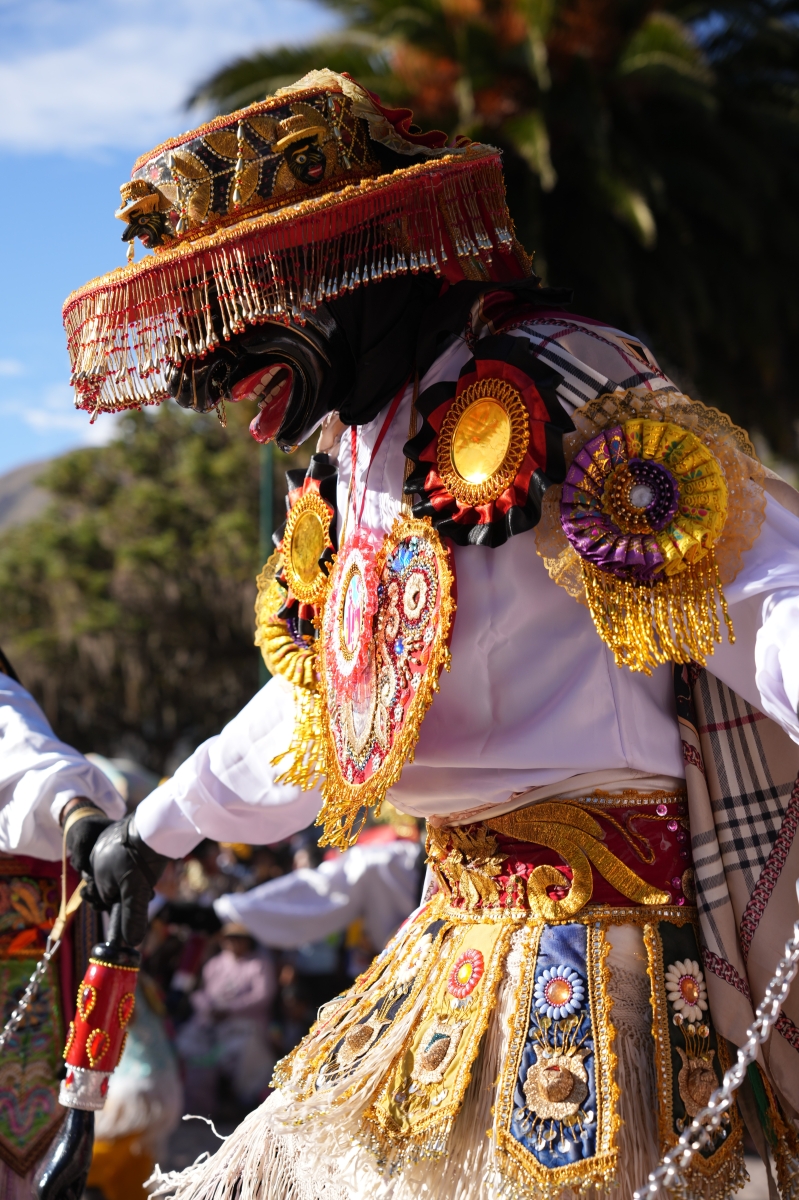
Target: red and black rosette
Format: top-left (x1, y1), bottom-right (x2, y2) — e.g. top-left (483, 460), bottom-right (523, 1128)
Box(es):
top-left (403, 334), bottom-right (573, 547)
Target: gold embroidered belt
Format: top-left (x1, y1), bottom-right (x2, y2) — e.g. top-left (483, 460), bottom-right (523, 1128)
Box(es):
top-left (426, 790), bottom-right (693, 919)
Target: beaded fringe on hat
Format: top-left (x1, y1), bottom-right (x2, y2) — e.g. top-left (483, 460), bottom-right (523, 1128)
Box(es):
top-left (64, 152), bottom-right (518, 418)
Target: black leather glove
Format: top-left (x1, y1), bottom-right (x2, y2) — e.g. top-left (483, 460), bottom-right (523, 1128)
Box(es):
top-left (62, 800), bottom-right (113, 876)
top-left (86, 814), bottom-right (170, 947)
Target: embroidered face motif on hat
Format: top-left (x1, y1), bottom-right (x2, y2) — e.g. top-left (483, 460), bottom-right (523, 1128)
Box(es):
top-left (116, 96), bottom-right (353, 249)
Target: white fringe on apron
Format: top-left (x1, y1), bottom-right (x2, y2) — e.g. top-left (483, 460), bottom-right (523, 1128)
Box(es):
top-left (149, 924), bottom-right (682, 1200)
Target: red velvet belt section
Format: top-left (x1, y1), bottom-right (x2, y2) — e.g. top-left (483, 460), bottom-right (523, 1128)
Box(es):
top-left (428, 793), bottom-right (694, 913)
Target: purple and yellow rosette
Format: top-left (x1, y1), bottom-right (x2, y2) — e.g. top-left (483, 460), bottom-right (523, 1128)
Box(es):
top-left (559, 419), bottom-right (733, 672)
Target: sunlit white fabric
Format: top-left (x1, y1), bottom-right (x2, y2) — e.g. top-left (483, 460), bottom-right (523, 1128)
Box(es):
top-left (135, 675), bottom-right (320, 858)
top-left (135, 317), bottom-right (799, 856)
top-left (0, 674), bottom-right (125, 860)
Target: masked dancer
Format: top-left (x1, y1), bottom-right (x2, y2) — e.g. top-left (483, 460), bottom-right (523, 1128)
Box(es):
top-left (62, 70), bottom-right (799, 1200)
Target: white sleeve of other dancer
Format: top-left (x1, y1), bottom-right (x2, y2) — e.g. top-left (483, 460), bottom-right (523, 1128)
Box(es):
top-left (135, 675), bottom-right (322, 858)
top-left (0, 675), bottom-right (125, 860)
top-left (707, 492), bottom-right (799, 744)
top-left (214, 839), bottom-right (421, 951)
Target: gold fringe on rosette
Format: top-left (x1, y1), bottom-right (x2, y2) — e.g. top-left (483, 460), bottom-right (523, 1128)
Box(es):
top-left (272, 684), bottom-right (326, 793)
top-left (535, 388), bottom-right (767, 675)
top-left (64, 150), bottom-right (517, 418)
top-left (581, 547), bottom-right (733, 675)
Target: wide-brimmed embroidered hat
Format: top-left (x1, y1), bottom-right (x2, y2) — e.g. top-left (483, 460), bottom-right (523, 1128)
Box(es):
top-left (64, 69), bottom-right (531, 418)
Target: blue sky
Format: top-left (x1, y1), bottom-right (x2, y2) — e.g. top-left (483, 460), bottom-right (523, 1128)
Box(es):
top-left (0, 0), bottom-right (336, 476)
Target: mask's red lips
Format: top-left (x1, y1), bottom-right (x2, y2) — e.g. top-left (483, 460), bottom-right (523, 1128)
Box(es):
top-left (230, 364), bottom-right (293, 443)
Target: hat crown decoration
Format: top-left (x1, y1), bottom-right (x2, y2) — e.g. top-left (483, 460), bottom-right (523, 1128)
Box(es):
top-left (115, 71), bottom-right (454, 250)
top-left (117, 85), bottom-right (380, 246)
top-left (65, 70), bottom-right (531, 418)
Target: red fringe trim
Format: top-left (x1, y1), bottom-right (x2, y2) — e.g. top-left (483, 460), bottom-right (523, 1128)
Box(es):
top-left (63, 152), bottom-right (527, 416)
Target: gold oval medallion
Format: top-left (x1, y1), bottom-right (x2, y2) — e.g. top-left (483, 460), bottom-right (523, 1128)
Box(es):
top-left (437, 378), bottom-right (530, 506)
top-left (291, 509), bottom-right (327, 585)
top-left (451, 398), bottom-right (512, 484)
top-left (283, 490), bottom-right (334, 605)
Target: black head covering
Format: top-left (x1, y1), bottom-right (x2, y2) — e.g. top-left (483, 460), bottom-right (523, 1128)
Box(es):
top-left (332, 273), bottom-right (572, 426)
top-left (330, 274), bottom-right (442, 426)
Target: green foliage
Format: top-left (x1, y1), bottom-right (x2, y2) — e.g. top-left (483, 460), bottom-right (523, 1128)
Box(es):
top-left (193, 0), bottom-right (799, 457)
top-left (0, 403), bottom-right (299, 772)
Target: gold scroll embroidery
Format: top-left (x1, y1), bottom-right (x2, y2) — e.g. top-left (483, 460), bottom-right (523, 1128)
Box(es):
top-left (428, 805), bottom-right (670, 919)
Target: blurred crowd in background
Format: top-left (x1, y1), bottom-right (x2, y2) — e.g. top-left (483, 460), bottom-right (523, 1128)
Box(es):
top-left (82, 755), bottom-right (424, 1200)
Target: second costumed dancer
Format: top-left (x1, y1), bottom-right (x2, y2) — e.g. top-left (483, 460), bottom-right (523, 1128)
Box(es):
top-left (60, 69), bottom-right (799, 1200)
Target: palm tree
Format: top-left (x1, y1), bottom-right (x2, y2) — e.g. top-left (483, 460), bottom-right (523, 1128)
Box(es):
top-left (189, 0), bottom-right (799, 459)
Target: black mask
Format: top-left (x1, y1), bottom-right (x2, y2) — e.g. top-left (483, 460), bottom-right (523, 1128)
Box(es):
top-left (166, 273), bottom-right (442, 448)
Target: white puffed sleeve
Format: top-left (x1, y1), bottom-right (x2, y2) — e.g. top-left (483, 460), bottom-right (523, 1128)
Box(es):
top-left (0, 675), bottom-right (125, 860)
top-left (134, 675), bottom-right (323, 857)
top-left (755, 589), bottom-right (799, 739)
top-left (705, 493), bottom-right (799, 743)
top-left (214, 839), bottom-right (421, 951)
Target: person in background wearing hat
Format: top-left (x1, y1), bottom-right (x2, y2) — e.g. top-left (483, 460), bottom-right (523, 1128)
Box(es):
top-left (0, 650), bottom-right (124, 1197)
top-left (60, 67), bottom-right (799, 1200)
top-left (174, 921), bottom-right (277, 1119)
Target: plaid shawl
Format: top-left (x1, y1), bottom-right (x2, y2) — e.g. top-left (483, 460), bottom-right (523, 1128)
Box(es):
top-left (676, 663), bottom-right (799, 1117)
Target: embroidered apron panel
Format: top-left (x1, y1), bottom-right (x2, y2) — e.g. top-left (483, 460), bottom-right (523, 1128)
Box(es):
top-left (645, 917), bottom-right (745, 1200)
top-left (367, 916), bottom-right (513, 1153)
top-left (494, 920), bottom-right (619, 1195)
top-left (315, 915), bottom-right (450, 1094)
top-left (272, 904), bottom-right (449, 1101)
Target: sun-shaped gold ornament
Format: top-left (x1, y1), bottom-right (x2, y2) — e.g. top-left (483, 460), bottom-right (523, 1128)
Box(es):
top-left (437, 377), bottom-right (530, 506)
top-left (282, 490), bottom-right (334, 605)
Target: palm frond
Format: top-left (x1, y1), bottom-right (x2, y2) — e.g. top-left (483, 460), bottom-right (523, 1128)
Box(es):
top-left (183, 0), bottom-right (799, 458)
top-left (188, 35), bottom-right (392, 113)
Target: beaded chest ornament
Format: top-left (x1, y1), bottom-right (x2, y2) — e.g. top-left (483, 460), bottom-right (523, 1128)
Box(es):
top-left (293, 395), bottom-right (456, 849)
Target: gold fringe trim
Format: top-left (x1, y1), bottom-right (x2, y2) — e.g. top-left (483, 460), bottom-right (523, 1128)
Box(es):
top-left (664, 1146), bottom-right (748, 1200)
top-left (272, 682), bottom-right (326, 792)
top-left (582, 547), bottom-right (734, 675)
top-left (535, 387), bottom-right (767, 673)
